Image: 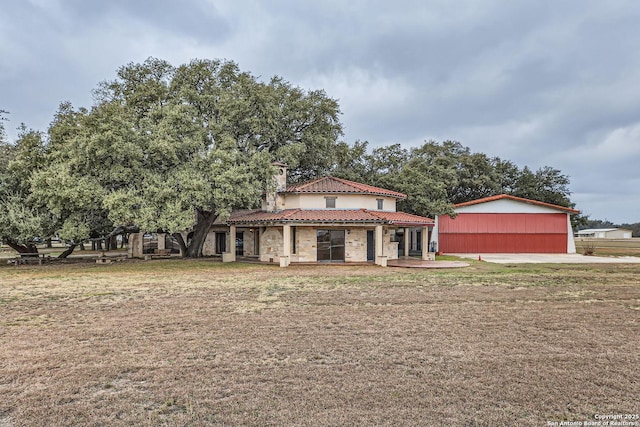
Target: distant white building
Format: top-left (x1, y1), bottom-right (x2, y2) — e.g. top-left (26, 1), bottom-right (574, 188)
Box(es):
top-left (576, 228), bottom-right (633, 239)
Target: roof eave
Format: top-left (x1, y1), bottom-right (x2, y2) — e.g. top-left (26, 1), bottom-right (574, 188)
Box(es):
top-left (453, 194), bottom-right (580, 214)
top-left (284, 190), bottom-right (406, 200)
top-left (227, 220), bottom-right (389, 226)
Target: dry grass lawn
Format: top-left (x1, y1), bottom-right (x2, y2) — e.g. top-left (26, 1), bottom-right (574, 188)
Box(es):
top-left (1, 260), bottom-right (639, 426)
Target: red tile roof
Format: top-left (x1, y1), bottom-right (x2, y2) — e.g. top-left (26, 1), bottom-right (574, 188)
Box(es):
top-left (454, 194), bottom-right (580, 214)
top-left (227, 208), bottom-right (433, 226)
top-left (369, 211), bottom-right (435, 226)
top-left (285, 176), bottom-right (407, 199)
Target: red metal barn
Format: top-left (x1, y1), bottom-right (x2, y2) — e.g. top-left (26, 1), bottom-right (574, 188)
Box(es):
top-left (434, 195), bottom-right (580, 254)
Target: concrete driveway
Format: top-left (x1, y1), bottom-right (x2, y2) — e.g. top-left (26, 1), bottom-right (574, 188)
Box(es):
top-left (451, 253), bottom-right (640, 264)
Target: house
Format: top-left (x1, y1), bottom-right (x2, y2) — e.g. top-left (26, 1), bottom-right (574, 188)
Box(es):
top-left (431, 194), bottom-right (580, 254)
top-left (576, 228), bottom-right (633, 239)
top-left (204, 163), bottom-right (435, 266)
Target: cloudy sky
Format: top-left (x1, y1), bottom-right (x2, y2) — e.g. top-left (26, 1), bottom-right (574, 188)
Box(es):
top-left (2, 0), bottom-right (639, 223)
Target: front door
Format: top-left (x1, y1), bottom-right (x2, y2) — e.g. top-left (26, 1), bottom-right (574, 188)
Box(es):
top-left (396, 229), bottom-right (404, 257)
top-left (254, 229), bottom-right (260, 255)
top-left (366, 230), bottom-right (375, 261)
top-left (317, 230), bottom-right (345, 262)
top-left (215, 232), bottom-right (226, 254)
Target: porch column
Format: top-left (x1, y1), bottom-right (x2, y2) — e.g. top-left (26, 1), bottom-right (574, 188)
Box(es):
top-left (223, 225), bottom-right (236, 262)
top-left (258, 227), bottom-right (264, 261)
top-left (281, 224), bottom-right (291, 267)
top-left (421, 226), bottom-right (430, 260)
top-left (127, 232), bottom-right (144, 258)
top-left (403, 227), bottom-right (410, 257)
top-left (375, 225), bottom-right (383, 257)
top-left (375, 225), bottom-right (386, 266)
top-left (157, 233), bottom-right (165, 250)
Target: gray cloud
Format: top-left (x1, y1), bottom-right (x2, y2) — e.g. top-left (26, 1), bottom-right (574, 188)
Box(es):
top-left (2, 0), bottom-right (640, 222)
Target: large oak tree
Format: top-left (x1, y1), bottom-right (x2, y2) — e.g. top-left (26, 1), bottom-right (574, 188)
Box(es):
top-left (37, 58), bottom-right (342, 257)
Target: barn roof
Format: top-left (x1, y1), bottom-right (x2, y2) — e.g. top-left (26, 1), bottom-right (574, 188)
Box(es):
top-left (454, 194), bottom-right (580, 214)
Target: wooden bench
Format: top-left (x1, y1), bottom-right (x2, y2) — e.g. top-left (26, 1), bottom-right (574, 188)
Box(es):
top-left (8, 253), bottom-right (50, 266)
top-left (143, 249), bottom-right (173, 260)
top-left (96, 251), bottom-right (128, 263)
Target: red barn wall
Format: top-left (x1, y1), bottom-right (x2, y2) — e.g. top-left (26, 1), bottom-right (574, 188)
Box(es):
top-left (439, 213), bottom-right (568, 253)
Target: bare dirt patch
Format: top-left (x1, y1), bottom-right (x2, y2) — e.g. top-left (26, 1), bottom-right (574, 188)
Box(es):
top-left (1, 261), bottom-right (638, 426)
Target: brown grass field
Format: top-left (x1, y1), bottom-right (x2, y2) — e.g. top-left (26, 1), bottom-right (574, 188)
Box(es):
top-left (575, 238), bottom-right (640, 257)
top-left (0, 259), bottom-right (638, 426)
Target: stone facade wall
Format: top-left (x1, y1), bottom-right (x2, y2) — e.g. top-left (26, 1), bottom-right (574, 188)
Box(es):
top-left (290, 227), bottom-right (316, 262)
top-left (258, 226), bottom-right (375, 263)
top-left (385, 237), bottom-right (399, 260)
top-left (291, 226), bottom-right (397, 263)
top-left (240, 229), bottom-right (257, 257)
top-left (345, 228), bottom-right (368, 262)
top-left (259, 227), bottom-right (283, 262)
top-left (202, 231), bottom-right (217, 256)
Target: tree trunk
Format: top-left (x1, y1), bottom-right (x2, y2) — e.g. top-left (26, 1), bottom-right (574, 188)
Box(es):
top-left (105, 235), bottom-right (117, 250)
top-left (172, 232), bottom-right (187, 256)
top-left (106, 225), bottom-right (140, 240)
top-left (5, 240), bottom-right (38, 254)
top-left (183, 210), bottom-right (218, 258)
top-left (58, 244), bottom-right (77, 259)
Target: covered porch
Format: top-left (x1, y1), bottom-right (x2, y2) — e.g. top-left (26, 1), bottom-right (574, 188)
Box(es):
top-left (218, 223), bottom-right (433, 267)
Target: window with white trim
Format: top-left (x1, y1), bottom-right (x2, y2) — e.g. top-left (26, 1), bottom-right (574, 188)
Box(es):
top-left (325, 197), bottom-right (336, 208)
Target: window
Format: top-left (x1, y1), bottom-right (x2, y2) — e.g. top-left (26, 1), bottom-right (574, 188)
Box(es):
top-left (377, 198), bottom-right (383, 210)
top-left (325, 197), bottom-right (336, 208)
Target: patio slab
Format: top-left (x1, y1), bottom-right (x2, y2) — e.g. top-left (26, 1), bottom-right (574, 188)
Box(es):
top-left (451, 253), bottom-right (640, 264)
top-left (388, 258), bottom-right (470, 268)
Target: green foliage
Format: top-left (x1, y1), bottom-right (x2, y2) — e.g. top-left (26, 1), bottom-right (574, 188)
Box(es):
top-left (332, 140), bottom-right (371, 182)
top-left (0, 124), bottom-right (55, 248)
top-left (58, 215), bottom-right (91, 243)
top-left (0, 114), bottom-right (11, 189)
top-left (0, 110), bottom-right (7, 143)
top-left (0, 194), bottom-right (44, 242)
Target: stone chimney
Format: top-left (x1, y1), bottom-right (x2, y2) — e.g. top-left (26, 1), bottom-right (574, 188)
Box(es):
top-left (264, 162), bottom-right (287, 212)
